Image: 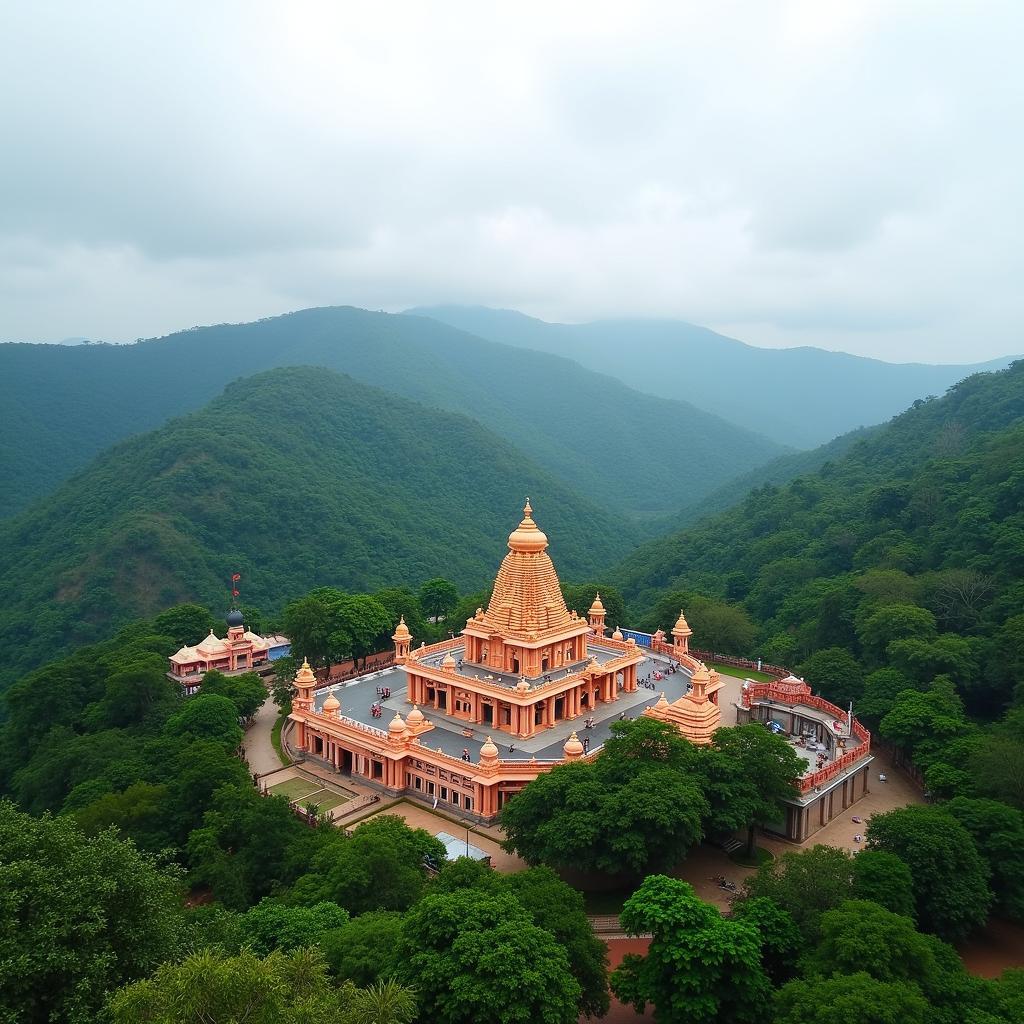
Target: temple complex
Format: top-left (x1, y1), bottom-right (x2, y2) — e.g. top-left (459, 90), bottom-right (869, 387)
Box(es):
top-left (283, 500), bottom-right (873, 837)
top-left (286, 500), bottom-right (731, 820)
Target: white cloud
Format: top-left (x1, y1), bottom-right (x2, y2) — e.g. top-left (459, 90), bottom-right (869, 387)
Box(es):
top-left (0, 0), bottom-right (1021, 361)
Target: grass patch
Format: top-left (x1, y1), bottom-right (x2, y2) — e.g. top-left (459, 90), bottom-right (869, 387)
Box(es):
top-left (271, 711), bottom-right (288, 765)
top-left (307, 791), bottom-right (349, 812)
top-left (710, 663), bottom-right (777, 683)
top-left (269, 778), bottom-right (322, 802)
top-left (729, 846), bottom-right (774, 868)
top-left (582, 886), bottom-right (638, 916)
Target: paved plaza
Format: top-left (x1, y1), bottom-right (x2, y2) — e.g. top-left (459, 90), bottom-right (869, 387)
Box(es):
top-left (313, 643), bottom-right (695, 763)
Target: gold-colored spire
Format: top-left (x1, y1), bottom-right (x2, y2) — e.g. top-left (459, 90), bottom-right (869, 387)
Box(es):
top-left (507, 498), bottom-right (548, 553)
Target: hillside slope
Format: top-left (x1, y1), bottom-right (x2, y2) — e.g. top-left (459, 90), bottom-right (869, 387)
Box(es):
top-left (409, 305), bottom-right (1016, 449)
top-left (0, 367), bottom-right (635, 687)
top-left (0, 306), bottom-right (784, 518)
top-left (612, 360), bottom-right (1024, 713)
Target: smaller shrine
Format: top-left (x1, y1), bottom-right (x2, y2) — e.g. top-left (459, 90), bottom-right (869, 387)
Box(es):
top-left (168, 609), bottom-right (289, 687)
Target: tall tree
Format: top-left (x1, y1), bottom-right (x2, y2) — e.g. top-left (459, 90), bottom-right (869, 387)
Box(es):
top-left (774, 973), bottom-right (929, 1024)
top-left (106, 946), bottom-right (416, 1024)
top-left (611, 875), bottom-right (771, 1024)
top-left (500, 719), bottom-right (708, 875)
top-left (418, 578), bottom-right (459, 621)
top-left (399, 888), bottom-right (581, 1024)
top-left (699, 724), bottom-right (804, 856)
top-left (866, 805), bottom-right (991, 941)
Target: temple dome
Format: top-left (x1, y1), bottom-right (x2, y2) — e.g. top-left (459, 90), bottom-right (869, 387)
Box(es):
top-left (442, 651), bottom-right (457, 672)
top-left (507, 498), bottom-right (548, 553)
top-left (226, 609), bottom-right (244, 629)
top-left (392, 616), bottom-right (411, 640)
top-left (563, 732), bottom-right (584, 757)
top-left (407, 705), bottom-right (424, 726)
top-left (673, 611), bottom-right (692, 635)
top-left (480, 736), bottom-right (499, 760)
top-left (612, 627), bottom-right (623, 641)
top-left (389, 712), bottom-right (407, 735)
top-left (588, 593), bottom-right (605, 614)
top-left (197, 630), bottom-right (227, 654)
top-left (322, 690), bottom-right (340, 714)
top-left (294, 658), bottom-right (316, 685)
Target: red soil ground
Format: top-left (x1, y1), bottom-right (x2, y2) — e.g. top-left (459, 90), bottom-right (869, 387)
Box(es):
top-left (957, 919), bottom-right (1024, 978)
top-left (586, 939), bottom-right (654, 1024)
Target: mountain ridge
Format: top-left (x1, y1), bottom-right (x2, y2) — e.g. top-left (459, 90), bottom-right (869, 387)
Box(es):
top-left (0, 366), bottom-right (637, 688)
top-left (407, 304), bottom-right (1018, 448)
top-left (0, 305), bottom-right (785, 518)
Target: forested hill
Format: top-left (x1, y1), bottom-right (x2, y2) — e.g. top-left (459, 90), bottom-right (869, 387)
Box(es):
top-left (614, 361), bottom-right (1024, 715)
top-left (0, 305), bottom-right (784, 518)
top-left (409, 304), bottom-right (1017, 449)
top-left (0, 367), bottom-right (634, 688)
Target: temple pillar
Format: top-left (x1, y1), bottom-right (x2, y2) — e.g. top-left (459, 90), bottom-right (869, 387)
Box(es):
top-left (546, 695), bottom-right (556, 726)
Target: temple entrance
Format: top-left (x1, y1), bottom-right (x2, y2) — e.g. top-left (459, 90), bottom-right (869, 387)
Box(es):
top-left (313, 736), bottom-right (324, 756)
top-left (512, 656), bottom-right (520, 674)
top-left (581, 691), bottom-right (589, 707)
top-left (482, 703), bottom-right (493, 725)
top-left (372, 760), bottom-right (383, 780)
top-left (341, 749), bottom-right (353, 774)
top-left (542, 656), bottom-right (549, 672)
top-left (437, 690), bottom-right (447, 710)
top-left (555, 696), bottom-right (565, 720)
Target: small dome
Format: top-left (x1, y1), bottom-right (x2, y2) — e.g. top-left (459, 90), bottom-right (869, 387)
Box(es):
top-left (407, 705), bottom-right (424, 726)
top-left (480, 736), bottom-right (499, 760)
top-left (442, 651), bottom-right (457, 671)
top-left (672, 611), bottom-right (692, 635)
top-left (322, 690), bottom-right (340, 714)
top-left (197, 630), bottom-right (227, 654)
top-left (612, 627), bottom-right (624, 641)
top-left (690, 664), bottom-right (710, 685)
top-left (388, 712), bottom-right (407, 735)
top-left (656, 691), bottom-right (669, 708)
top-left (515, 677), bottom-right (530, 693)
top-left (563, 732), bottom-right (584, 757)
top-left (392, 616), bottom-right (411, 640)
top-left (294, 658), bottom-right (316, 685)
top-left (589, 593), bottom-right (606, 614)
top-left (507, 498), bottom-right (549, 553)
top-left (226, 609), bottom-right (244, 628)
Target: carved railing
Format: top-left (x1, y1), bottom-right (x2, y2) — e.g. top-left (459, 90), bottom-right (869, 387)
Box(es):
top-left (408, 639), bottom-right (466, 659)
top-left (690, 649), bottom-right (790, 678)
top-left (741, 681), bottom-right (873, 793)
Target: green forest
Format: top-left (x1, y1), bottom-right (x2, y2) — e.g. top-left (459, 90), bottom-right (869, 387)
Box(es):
top-left (2, 337), bottom-right (1024, 1020)
top-left (0, 306), bottom-right (783, 518)
top-left (0, 367), bottom-right (633, 690)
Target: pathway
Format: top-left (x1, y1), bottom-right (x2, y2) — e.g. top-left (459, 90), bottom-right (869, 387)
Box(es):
top-left (243, 696), bottom-right (286, 776)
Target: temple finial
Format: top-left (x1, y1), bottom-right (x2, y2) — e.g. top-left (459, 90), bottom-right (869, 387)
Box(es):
top-left (524, 497), bottom-right (533, 517)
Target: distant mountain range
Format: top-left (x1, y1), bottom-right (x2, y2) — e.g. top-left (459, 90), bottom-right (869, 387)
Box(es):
top-left (0, 367), bottom-right (637, 688)
top-left (0, 306), bottom-right (784, 519)
top-left (407, 305), bottom-right (1018, 449)
top-left (612, 358), bottom-right (1024, 618)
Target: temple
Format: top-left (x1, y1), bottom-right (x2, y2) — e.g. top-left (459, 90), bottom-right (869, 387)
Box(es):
top-left (286, 500), bottom-right (732, 821)
top-left (168, 610), bottom-right (290, 690)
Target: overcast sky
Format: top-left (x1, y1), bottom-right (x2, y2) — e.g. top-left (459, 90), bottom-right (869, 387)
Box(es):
top-left (1, 2), bottom-right (1021, 362)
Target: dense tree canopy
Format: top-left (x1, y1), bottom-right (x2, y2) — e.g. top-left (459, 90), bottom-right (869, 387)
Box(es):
top-left (398, 888), bottom-right (581, 1024)
top-left (500, 719), bottom-right (709, 875)
top-left (867, 805), bottom-right (991, 941)
top-left (0, 801), bottom-right (185, 1024)
top-left (611, 875), bottom-right (772, 1024)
